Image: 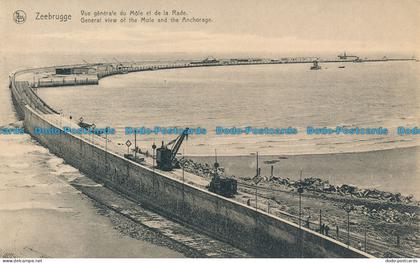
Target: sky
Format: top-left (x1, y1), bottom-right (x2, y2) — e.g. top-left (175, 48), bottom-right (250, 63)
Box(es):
top-left (0, 0), bottom-right (419, 55)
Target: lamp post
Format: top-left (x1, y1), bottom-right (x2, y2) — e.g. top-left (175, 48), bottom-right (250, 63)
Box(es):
top-left (78, 117), bottom-right (84, 139)
top-left (298, 169), bottom-right (303, 229)
top-left (255, 168), bottom-right (260, 211)
top-left (363, 207), bottom-right (368, 251)
top-left (364, 223), bottom-right (367, 251)
top-left (134, 131), bottom-right (137, 158)
top-left (344, 203), bottom-right (354, 247)
top-left (182, 165), bottom-right (185, 203)
top-left (91, 123), bottom-right (96, 144)
top-left (152, 142), bottom-right (156, 172)
top-left (252, 152), bottom-right (262, 211)
top-left (105, 126), bottom-right (109, 153)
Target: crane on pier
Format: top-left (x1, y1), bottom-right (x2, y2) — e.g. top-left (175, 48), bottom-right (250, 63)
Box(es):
top-left (156, 128), bottom-right (189, 171)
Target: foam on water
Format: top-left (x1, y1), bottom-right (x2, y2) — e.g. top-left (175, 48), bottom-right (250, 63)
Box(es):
top-left (0, 201), bottom-right (74, 212)
top-left (0, 53), bottom-right (184, 257)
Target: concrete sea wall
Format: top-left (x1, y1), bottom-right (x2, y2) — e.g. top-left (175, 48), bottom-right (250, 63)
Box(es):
top-left (11, 67), bottom-right (372, 258)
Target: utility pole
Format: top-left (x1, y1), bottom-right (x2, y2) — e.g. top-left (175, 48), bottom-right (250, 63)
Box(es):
top-left (254, 152), bottom-right (261, 211)
top-left (255, 178), bottom-right (258, 211)
top-left (299, 169), bottom-right (303, 228)
top-left (182, 166), bottom-right (185, 203)
top-left (105, 127), bottom-right (109, 172)
top-left (364, 225), bottom-right (367, 251)
top-left (256, 152), bottom-right (258, 211)
top-left (347, 210), bottom-right (350, 247)
top-left (298, 169), bottom-right (304, 258)
top-left (268, 165), bottom-right (274, 213)
top-left (364, 208), bottom-right (368, 251)
top-left (105, 127), bottom-right (108, 152)
top-left (134, 131), bottom-right (137, 158)
top-left (91, 124), bottom-right (96, 145)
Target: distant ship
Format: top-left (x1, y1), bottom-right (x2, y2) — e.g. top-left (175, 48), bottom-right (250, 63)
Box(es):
top-left (338, 51), bottom-right (358, 60)
top-left (310, 61), bottom-right (321, 70)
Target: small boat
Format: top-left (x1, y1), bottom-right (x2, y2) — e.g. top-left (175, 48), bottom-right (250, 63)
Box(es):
top-left (310, 61), bottom-right (321, 70)
top-left (338, 66), bottom-right (345, 68)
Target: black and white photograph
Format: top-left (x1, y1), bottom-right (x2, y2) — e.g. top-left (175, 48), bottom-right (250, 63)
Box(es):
top-left (0, 0), bottom-right (419, 261)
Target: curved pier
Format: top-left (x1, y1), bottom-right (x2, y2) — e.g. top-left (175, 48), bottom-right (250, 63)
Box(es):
top-left (9, 60), bottom-right (374, 258)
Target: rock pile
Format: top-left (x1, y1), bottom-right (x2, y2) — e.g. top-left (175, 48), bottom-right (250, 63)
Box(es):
top-left (179, 158), bottom-right (225, 178)
top-left (271, 176), bottom-right (415, 204)
top-left (179, 158), bottom-right (416, 205)
top-left (371, 208), bottom-right (417, 223)
top-left (353, 205), bottom-right (418, 224)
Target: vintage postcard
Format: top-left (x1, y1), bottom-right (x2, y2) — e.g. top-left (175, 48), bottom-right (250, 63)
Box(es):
top-left (0, 0), bottom-right (419, 261)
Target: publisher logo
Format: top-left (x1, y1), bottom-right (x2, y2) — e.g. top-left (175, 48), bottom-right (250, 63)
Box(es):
top-left (13, 10), bottom-right (26, 24)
